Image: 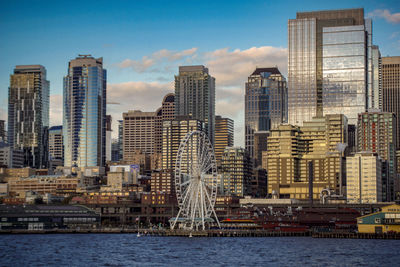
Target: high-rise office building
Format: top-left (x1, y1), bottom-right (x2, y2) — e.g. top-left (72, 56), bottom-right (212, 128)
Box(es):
top-left (8, 65), bottom-right (49, 168)
top-left (245, 67), bottom-right (287, 158)
top-left (151, 117), bottom-right (203, 194)
top-left (175, 66), bottom-right (215, 143)
top-left (122, 110), bottom-right (156, 160)
top-left (266, 115), bottom-right (347, 200)
top-left (288, 8), bottom-right (375, 126)
top-left (63, 55), bottom-right (106, 167)
top-left (221, 147), bottom-right (252, 197)
top-left (382, 56), bottom-right (400, 151)
top-left (214, 115), bottom-right (234, 167)
top-left (346, 152), bottom-right (382, 204)
top-left (357, 111), bottom-right (397, 201)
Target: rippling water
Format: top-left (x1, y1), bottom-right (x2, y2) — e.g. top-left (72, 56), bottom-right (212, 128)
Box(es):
top-left (0, 234), bottom-right (399, 266)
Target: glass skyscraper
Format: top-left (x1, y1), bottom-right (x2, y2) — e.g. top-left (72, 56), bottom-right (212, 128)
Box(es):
top-left (8, 65), bottom-right (49, 168)
top-left (245, 67), bottom-right (287, 159)
top-left (288, 8), bottom-right (376, 126)
top-left (63, 55), bottom-right (107, 167)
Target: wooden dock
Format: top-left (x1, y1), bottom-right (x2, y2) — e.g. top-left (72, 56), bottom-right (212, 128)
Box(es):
top-left (1, 229), bottom-right (399, 239)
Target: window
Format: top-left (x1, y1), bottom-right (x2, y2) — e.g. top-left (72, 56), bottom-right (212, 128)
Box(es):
top-left (375, 218), bottom-right (381, 224)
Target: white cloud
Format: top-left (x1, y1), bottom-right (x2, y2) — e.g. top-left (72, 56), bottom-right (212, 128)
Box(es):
top-left (107, 81), bottom-right (174, 138)
top-left (116, 48), bottom-right (198, 73)
top-left (50, 95), bottom-right (63, 126)
top-left (368, 9), bottom-right (400, 24)
top-left (205, 46), bottom-right (288, 87)
top-left (110, 45), bottom-right (288, 146)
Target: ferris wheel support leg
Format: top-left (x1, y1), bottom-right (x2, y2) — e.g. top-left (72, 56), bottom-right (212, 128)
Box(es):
top-left (190, 181), bottom-right (200, 230)
top-left (172, 181), bottom-right (193, 230)
top-left (199, 181), bottom-right (206, 230)
top-left (203, 182), bottom-right (221, 228)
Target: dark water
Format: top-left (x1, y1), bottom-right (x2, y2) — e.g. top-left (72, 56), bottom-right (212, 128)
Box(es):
top-left (0, 234), bottom-right (399, 266)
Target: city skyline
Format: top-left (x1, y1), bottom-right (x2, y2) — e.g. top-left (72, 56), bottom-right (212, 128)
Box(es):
top-left (0, 1), bottom-right (400, 146)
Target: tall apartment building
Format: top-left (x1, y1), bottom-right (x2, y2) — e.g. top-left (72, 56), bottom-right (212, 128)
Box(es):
top-left (245, 67), bottom-right (287, 158)
top-left (122, 110), bottom-right (156, 160)
top-left (346, 152), bottom-right (382, 204)
top-left (382, 57), bottom-right (400, 151)
top-left (63, 55), bottom-right (106, 167)
top-left (357, 111), bottom-right (397, 201)
top-left (214, 115), bottom-right (234, 167)
top-left (48, 126), bottom-right (63, 161)
top-left (8, 65), bottom-right (49, 168)
top-left (266, 114), bottom-right (347, 200)
top-left (175, 66), bottom-right (215, 144)
top-left (221, 147), bottom-right (252, 197)
top-left (151, 117), bottom-right (203, 194)
top-left (288, 8), bottom-right (376, 126)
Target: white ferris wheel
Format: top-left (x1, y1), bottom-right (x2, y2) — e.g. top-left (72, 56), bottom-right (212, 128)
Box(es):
top-left (170, 130), bottom-right (220, 230)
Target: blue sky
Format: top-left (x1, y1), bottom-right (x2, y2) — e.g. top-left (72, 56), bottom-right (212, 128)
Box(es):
top-left (1, 0), bottom-right (399, 145)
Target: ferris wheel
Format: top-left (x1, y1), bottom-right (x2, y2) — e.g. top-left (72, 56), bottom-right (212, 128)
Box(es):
top-left (170, 130), bottom-right (220, 230)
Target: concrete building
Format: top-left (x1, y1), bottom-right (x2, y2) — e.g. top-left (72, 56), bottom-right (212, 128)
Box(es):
top-left (151, 117), bottom-right (203, 194)
top-left (123, 110), bottom-right (156, 159)
top-left (357, 111), bottom-right (397, 201)
top-left (105, 165), bottom-right (138, 191)
top-left (346, 152), bottom-right (382, 204)
top-left (49, 126), bottom-right (63, 161)
top-left (7, 175), bottom-right (80, 198)
top-left (63, 55), bottom-right (107, 167)
top-left (382, 56), bottom-right (400, 150)
top-left (175, 66), bottom-right (215, 144)
top-left (245, 67), bottom-right (287, 158)
top-left (0, 142), bottom-right (23, 168)
top-left (221, 147), bottom-right (252, 197)
top-left (382, 56), bottom-right (400, 191)
top-left (8, 65), bottom-right (49, 168)
top-left (214, 115), bottom-right (234, 168)
top-left (288, 8), bottom-right (375, 126)
top-left (266, 114), bottom-right (347, 200)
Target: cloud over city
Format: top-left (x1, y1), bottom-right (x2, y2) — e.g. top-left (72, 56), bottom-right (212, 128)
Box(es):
top-left (107, 45), bottom-right (288, 145)
top-left (368, 9), bottom-right (400, 24)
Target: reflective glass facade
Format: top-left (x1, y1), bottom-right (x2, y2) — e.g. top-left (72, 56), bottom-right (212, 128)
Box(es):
top-left (322, 24), bottom-right (367, 124)
top-left (8, 65), bottom-right (49, 168)
top-left (63, 56), bottom-right (106, 167)
top-left (245, 68), bottom-right (287, 158)
top-left (288, 9), bottom-right (375, 126)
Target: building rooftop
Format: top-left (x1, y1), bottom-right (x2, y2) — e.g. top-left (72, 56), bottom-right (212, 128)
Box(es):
top-left (251, 67), bottom-right (281, 76)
